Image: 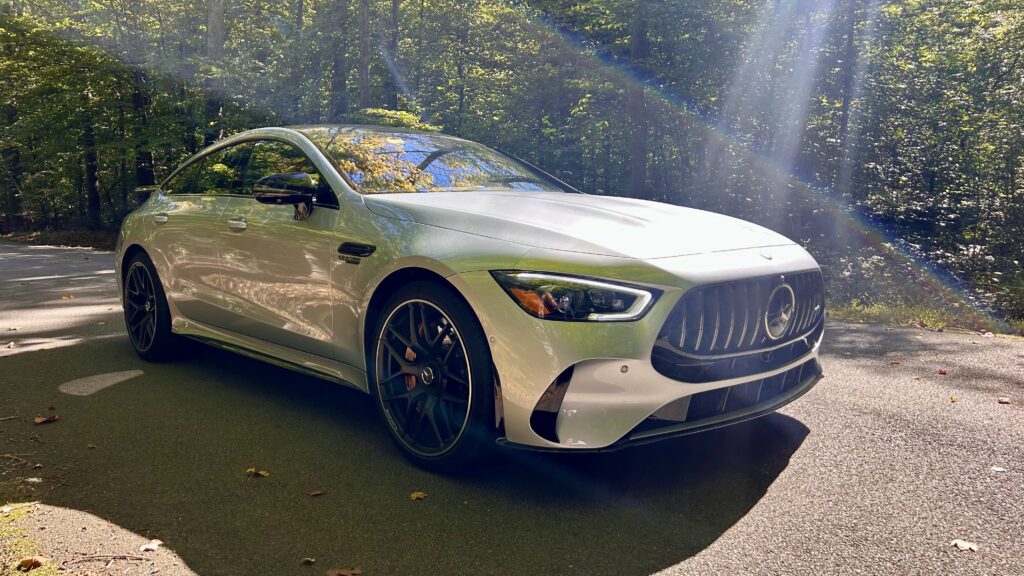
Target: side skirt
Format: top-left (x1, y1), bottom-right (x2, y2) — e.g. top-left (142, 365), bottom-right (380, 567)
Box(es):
top-left (173, 317), bottom-right (369, 393)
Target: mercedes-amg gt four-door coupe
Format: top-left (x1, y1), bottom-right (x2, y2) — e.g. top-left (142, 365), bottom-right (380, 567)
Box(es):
top-left (117, 125), bottom-right (825, 470)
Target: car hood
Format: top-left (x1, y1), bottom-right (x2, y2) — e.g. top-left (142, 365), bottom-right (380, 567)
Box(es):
top-left (363, 190), bottom-right (796, 259)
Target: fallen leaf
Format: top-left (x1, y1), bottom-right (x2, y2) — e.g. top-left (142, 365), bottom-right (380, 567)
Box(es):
top-left (308, 490), bottom-right (323, 497)
top-left (301, 558), bottom-right (316, 565)
top-left (324, 569), bottom-right (364, 576)
top-left (17, 556), bottom-right (48, 571)
top-left (1, 506), bottom-right (11, 515)
top-left (24, 477), bottom-right (42, 484)
top-left (61, 294), bottom-right (75, 300)
top-left (991, 466), bottom-right (1007, 472)
top-left (246, 467), bottom-right (270, 478)
top-left (950, 395), bottom-right (957, 403)
top-left (32, 415), bottom-right (59, 425)
top-left (409, 490), bottom-right (427, 501)
top-left (937, 369), bottom-right (948, 376)
top-left (139, 539), bottom-right (163, 552)
top-left (997, 397), bottom-right (1011, 405)
top-left (950, 539), bottom-right (978, 552)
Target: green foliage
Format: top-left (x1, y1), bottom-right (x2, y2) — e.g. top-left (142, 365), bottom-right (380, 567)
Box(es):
top-left (0, 0), bottom-right (1022, 322)
top-left (345, 108), bottom-right (442, 131)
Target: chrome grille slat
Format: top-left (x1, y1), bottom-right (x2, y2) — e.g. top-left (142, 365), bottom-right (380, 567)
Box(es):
top-left (665, 270), bottom-right (824, 359)
top-left (735, 282), bottom-right (750, 352)
top-left (723, 284), bottom-right (736, 350)
top-left (709, 288), bottom-right (721, 352)
top-left (694, 290), bottom-right (705, 351)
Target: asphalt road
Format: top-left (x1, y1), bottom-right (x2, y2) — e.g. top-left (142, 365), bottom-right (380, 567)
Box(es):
top-left (1, 240), bottom-right (1022, 576)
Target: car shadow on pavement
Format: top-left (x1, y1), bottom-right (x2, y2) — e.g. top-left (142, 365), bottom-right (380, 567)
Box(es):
top-left (1, 335), bottom-right (808, 576)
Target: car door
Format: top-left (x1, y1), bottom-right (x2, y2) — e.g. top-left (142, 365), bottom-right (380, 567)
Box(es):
top-left (213, 138), bottom-right (338, 359)
top-left (147, 145), bottom-right (246, 323)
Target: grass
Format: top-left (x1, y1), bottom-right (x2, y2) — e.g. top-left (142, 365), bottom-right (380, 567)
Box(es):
top-left (828, 301), bottom-right (1023, 335)
top-left (0, 503), bottom-right (58, 576)
top-left (0, 229), bottom-right (117, 251)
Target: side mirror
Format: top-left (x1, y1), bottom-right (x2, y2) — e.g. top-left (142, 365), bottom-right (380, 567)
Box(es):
top-left (134, 186), bottom-right (160, 204)
top-left (253, 173), bottom-right (316, 221)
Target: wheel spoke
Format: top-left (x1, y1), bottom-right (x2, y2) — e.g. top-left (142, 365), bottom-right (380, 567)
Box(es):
top-left (409, 409), bottom-right (427, 442)
top-left (427, 407), bottom-right (444, 447)
top-left (431, 322), bottom-right (453, 350)
top-left (381, 340), bottom-right (412, 367)
top-left (128, 311), bottom-right (147, 330)
top-left (434, 400), bottom-right (454, 439)
top-left (441, 392), bottom-right (467, 406)
top-left (387, 324), bottom-right (414, 350)
top-left (445, 372), bottom-right (467, 386)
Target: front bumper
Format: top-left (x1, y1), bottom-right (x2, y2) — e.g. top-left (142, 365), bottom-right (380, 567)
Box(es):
top-left (450, 244), bottom-right (824, 450)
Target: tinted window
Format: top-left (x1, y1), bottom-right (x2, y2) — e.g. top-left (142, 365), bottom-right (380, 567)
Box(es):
top-left (300, 126), bottom-right (565, 194)
top-left (163, 158), bottom-right (205, 195)
top-left (163, 143), bottom-right (252, 196)
top-left (243, 140), bottom-right (337, 207)
top-left (196, 144), bottom-right (252, 195)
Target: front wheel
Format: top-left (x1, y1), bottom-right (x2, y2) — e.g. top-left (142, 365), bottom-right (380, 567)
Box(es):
top-left (370, 281), bottom-right (495, 472)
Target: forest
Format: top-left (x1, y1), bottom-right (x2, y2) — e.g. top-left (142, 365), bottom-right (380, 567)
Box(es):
top-left (0, 0), bottom-right (1022, 328)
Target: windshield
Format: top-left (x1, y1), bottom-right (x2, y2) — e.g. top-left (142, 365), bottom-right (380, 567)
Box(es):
top-left (298, 127), bottom-right (566, 194)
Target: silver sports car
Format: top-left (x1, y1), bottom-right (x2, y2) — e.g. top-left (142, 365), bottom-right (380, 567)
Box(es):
top-left (116, 125), bottom-right (824, 470)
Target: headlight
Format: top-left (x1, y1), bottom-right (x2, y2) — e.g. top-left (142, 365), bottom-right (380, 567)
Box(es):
top-left (490, 271), bottom-right (657, 321)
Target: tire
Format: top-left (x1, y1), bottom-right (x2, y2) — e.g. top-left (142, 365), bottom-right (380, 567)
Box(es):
top-left (369, 281), bottom-right (495, 472)
top-left (122, 251), bottom-right (178, 361)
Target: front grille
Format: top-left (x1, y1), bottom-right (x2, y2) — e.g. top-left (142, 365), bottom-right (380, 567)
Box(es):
top-left (652, 321), bottom-right (822, 383)
top-left (630, 358), bottom-right (821, 440)
top-left (659, 269), bottom-right (824, 358)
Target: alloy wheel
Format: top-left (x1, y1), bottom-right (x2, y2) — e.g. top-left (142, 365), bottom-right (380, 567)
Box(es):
top-left (375, 299), bottom-right (472, 457)
top-left (124, 262), bottom-right (159, 352)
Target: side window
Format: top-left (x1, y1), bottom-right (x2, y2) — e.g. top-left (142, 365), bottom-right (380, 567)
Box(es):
top-left (163, 159), bottom-right (205, 195)
top-left (195, 143), bottom-right (252, 196)
top-left (244, 140), bottom-right (338, 207)
top-left (163, 143), bottom-right (253, 196)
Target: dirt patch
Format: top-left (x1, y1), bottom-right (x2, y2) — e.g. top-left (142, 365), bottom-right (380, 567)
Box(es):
top-left (0, 231), bottom-right (117, 251)
top-left (1, 503), bottom-right (196, 576)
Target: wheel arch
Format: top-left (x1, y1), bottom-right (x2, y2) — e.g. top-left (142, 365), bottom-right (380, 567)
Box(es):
top-left (361, 266), bottom-right (505, 432)
top-left (362, 266), bottom-right (460, 360)
top-left (120, 244), bottom-right (149, 285)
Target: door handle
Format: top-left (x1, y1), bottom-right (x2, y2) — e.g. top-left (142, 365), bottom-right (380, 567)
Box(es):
top-left (226, 217), bottom-right (247, 232)
top-left (153, 214), bottom-right (169, 225)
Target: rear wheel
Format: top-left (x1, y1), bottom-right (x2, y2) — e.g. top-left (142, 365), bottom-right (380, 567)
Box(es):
top-left (370, 281), bottom-right (494, 472)
top-left (123, 252), bottom-right (177, 361)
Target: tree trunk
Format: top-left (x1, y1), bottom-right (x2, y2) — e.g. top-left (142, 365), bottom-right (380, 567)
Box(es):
top-left (131, 69), bottom-right (155, 188)
top-left (328, 0), bottom-right (351, 120)
top-left (295, 0), bottom-right (305, 30)
top-left (204, 0), bottom-right (226, 146)
top-left (626, 4), bottom-right (650, 199)
top-left (383, 0), bottom-right (400, 109)
top-left (455, 18), bottom-right (468, 132)
top-left (358, 0), bottom-right (371, 108)
top-left (2, 18), bottom-right (21, 227)
top-left (82, 119), bottom-right (101, 229)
